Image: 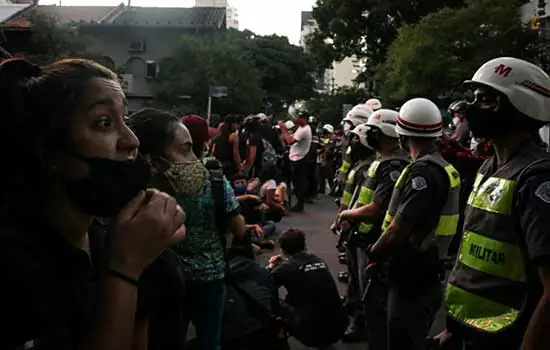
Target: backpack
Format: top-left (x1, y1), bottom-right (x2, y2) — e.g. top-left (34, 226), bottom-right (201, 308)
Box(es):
top-left (261, 138), bottom-right (277, 169)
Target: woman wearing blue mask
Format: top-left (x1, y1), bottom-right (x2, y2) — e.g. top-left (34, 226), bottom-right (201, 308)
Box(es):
top-left (128, 109), bottom-right (247, 350)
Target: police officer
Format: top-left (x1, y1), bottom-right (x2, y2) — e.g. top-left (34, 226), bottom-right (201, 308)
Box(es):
top-left (334, 123), bottom-right (376, 218)
top-left (448, 100), bottom-right (471, 146)
top-left (366, 98), bottom-right (461, 350)
top-left (338, 109), bottom-right (409, 348)
top-left (335, 104), bottom-right (374, 186)
top-left (437, 58), bottom-right (550, 350)
top-left (333, 122), bottom-right (377, 342)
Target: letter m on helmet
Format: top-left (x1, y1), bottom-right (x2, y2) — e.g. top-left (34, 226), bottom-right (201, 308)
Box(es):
top-left (494, 64), bottom-right (512, 78)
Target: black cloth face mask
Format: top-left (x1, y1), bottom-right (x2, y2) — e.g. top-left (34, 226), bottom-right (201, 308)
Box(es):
top-left (62, 154), bottom-right (151, 217)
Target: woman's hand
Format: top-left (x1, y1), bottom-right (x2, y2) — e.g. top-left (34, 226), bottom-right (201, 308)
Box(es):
top-left (109, 189), bottom-right (186, 279)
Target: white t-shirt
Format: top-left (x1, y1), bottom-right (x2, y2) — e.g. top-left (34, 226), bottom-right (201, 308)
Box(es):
top-left (260, 179), bottom-right (277, 199)
top-left (289, 125), bottom-right (312, 161)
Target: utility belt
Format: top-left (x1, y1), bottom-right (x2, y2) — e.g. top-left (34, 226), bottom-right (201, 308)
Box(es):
top-left (348, 228), bottom-right (378, 249)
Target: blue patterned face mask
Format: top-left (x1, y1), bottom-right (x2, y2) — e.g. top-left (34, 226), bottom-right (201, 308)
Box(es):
top-left (234, 183), bottom-right (247, 196)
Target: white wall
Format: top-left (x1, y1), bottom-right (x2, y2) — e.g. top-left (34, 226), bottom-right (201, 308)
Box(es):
top-left (521, 0), bottom-right (549, 22)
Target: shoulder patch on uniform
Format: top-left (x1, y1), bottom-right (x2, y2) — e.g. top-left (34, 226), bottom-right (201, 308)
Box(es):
top-left (389, 170), bottom-right (400, 182)
top-left (534, 181), bottom-right (550, 204)
top-left (411, 176), bottom-right (428, 190)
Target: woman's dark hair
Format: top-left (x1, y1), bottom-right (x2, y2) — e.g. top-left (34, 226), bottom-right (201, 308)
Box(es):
top-left (279, 228), bottom-right (306, 255)
top-left (0, 57), bottom-right (118, 219)
top-left (220, 114), bottom-right (237, 135)
top-left (127, 108), bottom-right (180, 158)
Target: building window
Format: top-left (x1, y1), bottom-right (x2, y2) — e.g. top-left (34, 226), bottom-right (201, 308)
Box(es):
top-left (124, 57), bottom-right (147, 77)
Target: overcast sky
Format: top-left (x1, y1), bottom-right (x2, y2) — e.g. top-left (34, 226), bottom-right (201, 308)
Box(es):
top-left (38, 0), bottom-right (316, 44)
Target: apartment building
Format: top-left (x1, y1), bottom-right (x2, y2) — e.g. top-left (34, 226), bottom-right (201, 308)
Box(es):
top-left (3, 4), bottom-right (226, 111)
top-left (194, 0), bottom-right (238, 29)
top-left (300, 11), bottom-right (364, 91)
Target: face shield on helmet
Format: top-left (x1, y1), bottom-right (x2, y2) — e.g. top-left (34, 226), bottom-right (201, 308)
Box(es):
top-left (365, 109), bottom-right (399, 150)
top-left (343, 104), bottom-right (373, 128)
top-left (349, 124), bottom-right (371, 149)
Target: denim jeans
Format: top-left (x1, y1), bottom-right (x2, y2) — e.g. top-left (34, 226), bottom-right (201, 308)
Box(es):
top-left (184, 279), bottom-right (227, 350)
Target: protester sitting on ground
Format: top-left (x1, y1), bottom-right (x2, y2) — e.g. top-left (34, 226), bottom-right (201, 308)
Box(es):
top-left (268, 229), bottom-right (348, 349)
top-left (231, 176), bottom-right (278, 248)
top-left (256, 164), bottom-right (288, 222)
top-left (0, 58), bottom-right (187, 349)
top-left (128, 109), bottom-right (247, 350)
top-left (221, 234), bottom-right (290, 350)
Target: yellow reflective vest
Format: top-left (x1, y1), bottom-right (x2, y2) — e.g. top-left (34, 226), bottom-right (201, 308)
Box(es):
top-left (353, 155), bottom-right (409, 235)
top-left (446, 148), bottom-right (550, 333)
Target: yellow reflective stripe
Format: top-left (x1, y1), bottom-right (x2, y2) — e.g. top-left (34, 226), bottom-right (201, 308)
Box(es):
top-left (339, 160), bottom-right (350, 174)
top-left (346, 169), bottom-right (356, 185)
top-left (395, 166), bottom-right (410, 188)
top-left (435, 214), bottom-right (459, 236)
top-left (359, 221), bottom-right (373, 234)
top-left (356, 186), bottom-right (373, 206)
top-left (368, 160), bottom-right (380, 177)
top-left (467, 177), bottom-right (516, 215)
top-left (458, 231), bottom-right (526, 283)
top-left (446, 284), bottom-right (519, 332)
top-left (444, 164), bottom-right (461, 188)
top-left (382, 213), bottom-right (393, 231)
top-left (342, 191), bottom-right (352, 206)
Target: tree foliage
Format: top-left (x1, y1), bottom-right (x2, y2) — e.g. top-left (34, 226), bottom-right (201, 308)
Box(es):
top-left (152, 30), bottom-right (317, 116)
top-left (307, 0), bottom-right (467, 72)
top-left (306, 86), bottom-right (367, 126)
top-left (16, 12), bottom-right (99, 65)
top-left (152, 33), bottom-right (264, 116)
top-left (376, 0), bottom-right (536, 105)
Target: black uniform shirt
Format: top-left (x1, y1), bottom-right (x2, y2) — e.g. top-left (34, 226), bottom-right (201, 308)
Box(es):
top-left (395, 158), bottom-right (450, 240)
top-left (373, 157), bottom-right (409, 209)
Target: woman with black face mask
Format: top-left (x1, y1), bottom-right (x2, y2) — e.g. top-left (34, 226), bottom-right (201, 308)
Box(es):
top-left (0, 58), bottom-right (185, 349)
top-left (129, 109), bottom-right (248, 350)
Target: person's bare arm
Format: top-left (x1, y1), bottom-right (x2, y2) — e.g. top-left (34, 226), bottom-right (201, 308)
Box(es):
top-left (265, 188), bottom-right (286, 213)
top-left (132, 318), bottom-right (148, 350)
top-left (370, 216), bottom-right (413, 257)
top-left (243, 145), bottom-right (257, 173)
top-left (522, 264), bottom-right (550, 350)
top-left (229, 214), bottom-right (247, 239)
top-left (229, 133), bottom-right (241, 166)
top-left (280, 128), bottom-right (296, 145)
